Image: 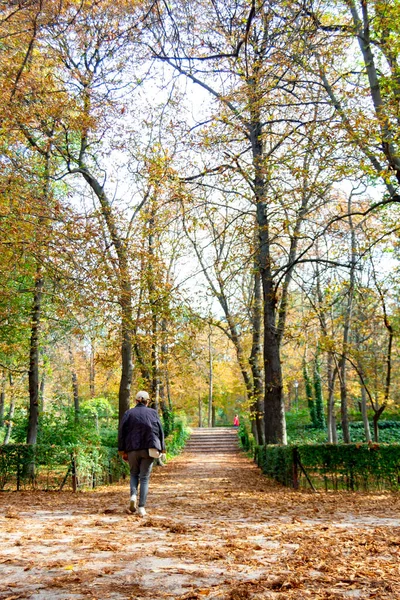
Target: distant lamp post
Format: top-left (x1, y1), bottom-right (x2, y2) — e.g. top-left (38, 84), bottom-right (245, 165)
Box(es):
top-left (294, 381), bottom-right (299, 411)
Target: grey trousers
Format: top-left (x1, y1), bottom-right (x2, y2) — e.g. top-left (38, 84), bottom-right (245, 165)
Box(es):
top-left (127, 450), bottom-right (154, 507)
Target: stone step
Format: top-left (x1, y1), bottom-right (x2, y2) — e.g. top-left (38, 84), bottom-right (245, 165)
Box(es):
top-left (185, 440), bottom-right (238, 445)
top-left (188, 428), bottom-right (239, 436)
top-left (185, 443), bottom-right (238, 449)
top-left (184, 427), bottom-right (240, 454)
top-left (186, 438), bottom-right (238, 443)
top-left (185, 448), bottom-right (239, 454)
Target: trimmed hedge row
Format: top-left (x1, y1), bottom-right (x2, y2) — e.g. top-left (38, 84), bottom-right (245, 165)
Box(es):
top-left (0, 444), bottom-right (127, 491)
top-left (253, 442), bottom-right (400, 491)
top-left (0, 418), bottom-right (190, 492)
top-left (254, 445), bottom-right (294, 487)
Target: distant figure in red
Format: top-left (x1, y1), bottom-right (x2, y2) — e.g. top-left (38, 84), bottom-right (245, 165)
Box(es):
top-left (233, 414), bottom-right (240, 427)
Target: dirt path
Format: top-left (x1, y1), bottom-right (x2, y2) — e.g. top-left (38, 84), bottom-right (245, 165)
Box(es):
top-left (1, 451), bottom-right (400, 599)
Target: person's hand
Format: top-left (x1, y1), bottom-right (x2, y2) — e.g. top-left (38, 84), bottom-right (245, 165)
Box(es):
top-left (119, 451), bottom-right (129, 462)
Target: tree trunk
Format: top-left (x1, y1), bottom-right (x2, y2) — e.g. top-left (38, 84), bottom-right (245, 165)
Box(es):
top-left (251, 99), bottom-right (286, 444)
top-left (315, 251), bottom-right (335, 442)
top-left (39, 372), bottom-right (45, 411)
top-left (79, 169), bottom-right (133, 423)
top-left (183, 209), bottom-right (259, 437)
top-left (338, 197), bottom-right (356, 444)
top-left (68, 343), bottom-right (80, 420)
top-left (161, 318), bottom-right (172, 411)
top-left (89, 341), bottom-right (95, 398)
top-left (27, 266), bottom-right (44, 445)
top-left (360, 379), bottom-right (372, 443)
top-left (263, 280), bottom-right (286, 444)
top-left (304, 358), bottom-right (317, 427)
top-left (339, 358), bottom-right (351, 443)
top-left (208, 328), bottom-right (213, 428)
top-left (119, 296), bottom-right (133, 423)
top-left (158, 339), bottom-right (168, 418)
top-left (313, 355), bottom-right (325, 429)
top-left (0, 369), bottom-right (5, 427)
top-left (327, 354), bottom-right (337, 443)
top-left (198, 395), bottom-right (202, 427)
top-left (4, 374), bottom-right (15, 445)
top-left (372, 405), bottom-right (386, 443)
top-left (150, 310), bottom-right (160, 413)
top-left (249, 267), bottom-right (265, 445)
top-left (148, 211), bottom-right (160, 413)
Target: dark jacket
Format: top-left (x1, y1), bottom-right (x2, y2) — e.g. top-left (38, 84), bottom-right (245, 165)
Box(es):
top-left (118, 403), bottom-right (165, 453)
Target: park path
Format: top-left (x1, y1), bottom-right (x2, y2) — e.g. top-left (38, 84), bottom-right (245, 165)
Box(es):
top-left (1, 443), bottom-right (400, 599)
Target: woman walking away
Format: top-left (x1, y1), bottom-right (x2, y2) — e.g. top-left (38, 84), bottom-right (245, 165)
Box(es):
top-left (118, 391), bottom-right (166, 516)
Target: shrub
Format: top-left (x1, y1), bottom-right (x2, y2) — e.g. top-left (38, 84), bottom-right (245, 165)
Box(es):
top-left (165, 412), bottom-right (190, 457)
top-left (238, 422), bottom-right (256, 454)
top-left (0, 443), bottom-right (128, 491)
top-left (254, 442), bottom-right (400, 491)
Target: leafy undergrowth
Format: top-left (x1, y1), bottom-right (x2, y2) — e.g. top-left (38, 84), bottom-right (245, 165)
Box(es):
top-left (0, 452), bottom-right (399, 599)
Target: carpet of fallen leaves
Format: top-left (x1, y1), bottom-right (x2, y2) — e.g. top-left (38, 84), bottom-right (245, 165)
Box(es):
top-left (0, 450), bottom-right (400, 600)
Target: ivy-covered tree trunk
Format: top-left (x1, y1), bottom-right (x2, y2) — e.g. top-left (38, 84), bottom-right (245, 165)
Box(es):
top-left (303, 360), bottom-right (317, 428)
top-left (39, 363), bottom-right (46, 411)
top-left (313, 355), bottom-right (325, 429)
top-left (68, 343), bottom-right (80, 421)
top-left (3, 374), bottom-right (15, 445)
top-left (27, 266), bottom-right (44, 445)
top-left (360, 379), bottom-right (372, 443)
top-left (0, 370), bottom-right (5, 427)
top-left (327, 353), bottom-right (337, 443)
top-left (89, 341), bottom-right (95, 398)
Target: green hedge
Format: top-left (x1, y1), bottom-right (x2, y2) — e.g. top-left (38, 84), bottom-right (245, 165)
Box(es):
top-left (238, 423), bottom-right (256, 454)
top-left (0, 415), bottom-right (190, 491)
top-left (254, 445), bottom-right (294, 486)
top-left (254, 443), bottom-right (400, 491)
top-left (165, 414), bottom-right (190, 458)
top-left (0, 444), bottom-right (128, 491)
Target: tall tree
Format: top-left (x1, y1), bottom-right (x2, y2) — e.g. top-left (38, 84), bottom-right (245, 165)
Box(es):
top-left (150, 0), bottom-right (345, 442)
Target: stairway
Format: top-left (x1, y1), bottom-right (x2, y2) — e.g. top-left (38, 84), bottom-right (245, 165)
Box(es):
top-left (184, 427), bottom-right (240, 453)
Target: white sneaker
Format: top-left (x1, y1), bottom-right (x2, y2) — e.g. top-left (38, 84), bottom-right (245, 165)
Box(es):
top-left (129, 495), bottom-right (137, 513)
top-left (137, 506), bottom-right (146, 517)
